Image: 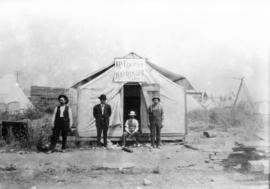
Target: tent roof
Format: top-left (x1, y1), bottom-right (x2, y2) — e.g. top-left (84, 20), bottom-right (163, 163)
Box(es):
top-left (0, 74), bottom-right (33, 109)
top-left (71, 63), bottom-right (114, 89)
top-left (71, 52), bottom-right (193, 89)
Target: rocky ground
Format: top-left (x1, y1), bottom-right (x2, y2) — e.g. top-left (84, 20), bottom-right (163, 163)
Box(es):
top-left (0, 123), bottom-right (269, 189)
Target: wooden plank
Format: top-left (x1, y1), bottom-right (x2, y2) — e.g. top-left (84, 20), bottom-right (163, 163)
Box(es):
top-left (74, 133), bottom-right (185, 142)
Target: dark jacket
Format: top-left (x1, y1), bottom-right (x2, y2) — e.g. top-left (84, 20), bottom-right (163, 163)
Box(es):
top-left (93, 103), bottom-right (112, 127)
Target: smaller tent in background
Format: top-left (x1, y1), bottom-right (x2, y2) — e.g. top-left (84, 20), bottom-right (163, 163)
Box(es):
top-left (0, 74), bottom-right (33, 113)
top-left (254, 101), bottom-right (270, 115)
top-left (230, 78), bottom-right (255, 114)
top-left (186, 95), bottom-right (204, 112)
top-left (186, 90), bottom-right (205, 112)
top-left (202, 78), bottom-right (256, 112)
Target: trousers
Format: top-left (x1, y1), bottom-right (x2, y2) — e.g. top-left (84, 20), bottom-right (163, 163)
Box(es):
top-left (96, 121), bottom-right (108, 146)
top-left (150, 121), bottom-right (162, 147)
top-left (122, 131), bottom-right (139, 147)
top-left (50, 118), bottom-right (69, 150)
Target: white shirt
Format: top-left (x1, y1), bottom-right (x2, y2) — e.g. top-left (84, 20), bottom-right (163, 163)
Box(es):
top-left (59, 106), bottom-right (65, 117)
top-left (124, 118), bottom-right (139, 133)
top-left (101, 104), bottom-right (105, 115)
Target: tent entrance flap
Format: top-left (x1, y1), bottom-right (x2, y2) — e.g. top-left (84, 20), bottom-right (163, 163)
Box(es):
top-left (123, 84), bottom-right (141, 132)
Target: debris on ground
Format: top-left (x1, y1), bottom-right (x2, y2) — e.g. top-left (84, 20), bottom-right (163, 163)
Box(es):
top-left (106, 139), bottom-right (122, 150)
top-left (208, 152), bottom-right (227, 161)
top-left (16, 151), bottom-right (28, 154)
top-left (203, 131), bottom-right (216, 138)
top-left (248, 160), bottom-right (269, 173)
top-left (121, 146), bottom-right (133, 153)
top-left (222, 142), bottom-right (269, 173)
top-left (152, 166), bottom-right (160, 174)
top-left (9, 149), bottom-right (15, 152)
top-left (177, 163), bottom-right (196, 169)
top-left (0, 149), bottom-right (6, 153)
top-left (118, 163), bottom-right (136, 171)
top-left (0, 164), bottom-right (17, 171)
top-left (183, 144), bottom-right (200, 151)
top-left (143, 178), bottom-right (152, 186)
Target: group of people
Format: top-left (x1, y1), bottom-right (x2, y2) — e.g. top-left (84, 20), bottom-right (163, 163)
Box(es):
top-left (48, 93), bottom-right (164, 152)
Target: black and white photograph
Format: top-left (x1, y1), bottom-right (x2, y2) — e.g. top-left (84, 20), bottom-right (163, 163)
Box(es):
top-left (0, 0), bottom-right (269, 188)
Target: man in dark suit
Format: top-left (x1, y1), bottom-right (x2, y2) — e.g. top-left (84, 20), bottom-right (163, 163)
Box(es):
top-left (93, 94), bottom-right (112, 147)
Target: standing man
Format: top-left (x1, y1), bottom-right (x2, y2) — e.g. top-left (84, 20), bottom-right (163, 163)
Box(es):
top-left (148, 96), bottom-right (164, 148)
top-left (93, 94), bottom-right (112, 147)
top-left (49, 94), bottom-right (73, 152)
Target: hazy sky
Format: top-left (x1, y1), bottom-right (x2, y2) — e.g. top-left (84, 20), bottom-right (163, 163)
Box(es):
top-left (0, 0), bottom-right (269, 101)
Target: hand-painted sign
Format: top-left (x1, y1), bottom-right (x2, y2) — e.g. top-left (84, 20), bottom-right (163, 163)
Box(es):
top-left (114, 58), bottom-right (146, 82)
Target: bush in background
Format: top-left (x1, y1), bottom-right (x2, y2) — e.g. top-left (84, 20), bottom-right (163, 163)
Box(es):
top-left (0, 108), bottom-right (43, 121)
top-left (28, 115), bottom-right (53, 151)
top-left (23, 108), bottom-right (43, 120)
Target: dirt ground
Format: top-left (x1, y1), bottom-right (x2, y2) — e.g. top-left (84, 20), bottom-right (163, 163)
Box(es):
top-left (0, 125), bottom-right (269, 189)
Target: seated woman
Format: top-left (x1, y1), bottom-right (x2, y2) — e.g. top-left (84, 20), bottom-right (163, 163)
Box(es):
top-left (122, 111), bottom-right (140, 147)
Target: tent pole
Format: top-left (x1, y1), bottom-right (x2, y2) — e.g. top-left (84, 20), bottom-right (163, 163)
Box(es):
top-left (184, 89), bottom-right (188, 136)
top-left (75, 89), bottom-right (81, 144)
top-left (233, 77), bottom-right (244, 108)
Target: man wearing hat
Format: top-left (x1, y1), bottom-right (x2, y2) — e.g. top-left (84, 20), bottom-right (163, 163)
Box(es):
top-left (122, 111), bottom-right (139, 147)
top-left (148, 95), bottom-right (164, 148)
top-left (49, 94), bottom-right (73, 152)
top-left (93, 94), bottom-right (112, 147)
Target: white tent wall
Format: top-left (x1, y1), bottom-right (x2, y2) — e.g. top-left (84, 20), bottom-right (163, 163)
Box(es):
top-left (77, 68), bottom-right (124, 137)
top-left (66, 88), bottom-right (78, 125)
top-left (140, 90), bottom-right (149, 134)
top-left (76, 62), bottom-right (186, 138)
top-left (142, 63), bottom-right (186, 135)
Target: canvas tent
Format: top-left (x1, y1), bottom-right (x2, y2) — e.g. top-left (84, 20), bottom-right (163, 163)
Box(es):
top-left (0, 74), bottom-right (33, 113)
top-left (71, 53), bottom-right (189, 140)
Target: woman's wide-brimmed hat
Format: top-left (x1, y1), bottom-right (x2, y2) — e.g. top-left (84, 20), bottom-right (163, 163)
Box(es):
top-left (98, 94), bottom-right (107, 100)
top-left (58, 94), bottom-right (69, 104)
top-left (128, 111), bottom-right (136, 116)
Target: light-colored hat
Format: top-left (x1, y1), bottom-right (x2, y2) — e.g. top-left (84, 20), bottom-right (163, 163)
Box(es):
top-left (128, 111), bottom-right (136, 116)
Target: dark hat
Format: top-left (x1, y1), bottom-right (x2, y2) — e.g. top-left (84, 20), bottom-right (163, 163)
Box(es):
top-left (98, 94), bottom-right (107, 100)
top-left (152, 96), bottom-right (160, 101)
top-left (58, 94), bottom-right (69, 104)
